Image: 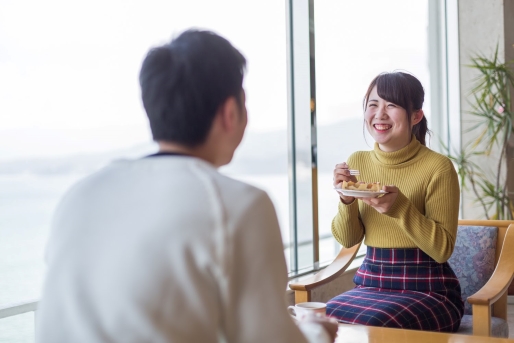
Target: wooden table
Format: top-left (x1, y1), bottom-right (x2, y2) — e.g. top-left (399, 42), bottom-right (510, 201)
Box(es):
top-left (336, 323), bottom-right (512, 342)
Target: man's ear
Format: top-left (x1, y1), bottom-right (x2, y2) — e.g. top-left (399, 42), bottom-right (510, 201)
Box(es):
top-left (412, 109), bottom-right (424, 126)
top-left (218, 96), bottom-right (239, 132)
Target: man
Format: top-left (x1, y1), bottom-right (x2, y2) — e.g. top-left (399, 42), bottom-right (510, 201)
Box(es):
top-left (36, 29), bottom-right (337, 342)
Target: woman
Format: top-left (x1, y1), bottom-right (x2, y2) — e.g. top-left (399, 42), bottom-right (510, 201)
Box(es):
top-left (327, 71), bottom-right (464, 332)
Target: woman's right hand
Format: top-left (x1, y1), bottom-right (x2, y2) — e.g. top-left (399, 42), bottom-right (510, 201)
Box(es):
top-left (333, 162), bottom-right (358, 204)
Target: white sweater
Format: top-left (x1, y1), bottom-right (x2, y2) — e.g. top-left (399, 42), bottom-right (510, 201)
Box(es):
top-left (36, 156), bottom-right (330, 343)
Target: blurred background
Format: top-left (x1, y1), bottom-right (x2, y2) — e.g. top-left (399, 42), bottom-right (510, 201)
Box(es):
top-left (0, 1), bottom-right (432, 341)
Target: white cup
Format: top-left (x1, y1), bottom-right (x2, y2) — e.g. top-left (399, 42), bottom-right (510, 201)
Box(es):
top-left (287, 302), bottom-right (326, 320)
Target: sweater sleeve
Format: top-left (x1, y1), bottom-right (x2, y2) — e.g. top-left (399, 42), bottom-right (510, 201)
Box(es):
top-left (223, 190), bottom-right (331, 343)
top-left (330, 154), bottom-right (365, 247)
top-left (383, 160), bottom-right (460, 263)
top-left (331, 200), bottom-right (365, 247)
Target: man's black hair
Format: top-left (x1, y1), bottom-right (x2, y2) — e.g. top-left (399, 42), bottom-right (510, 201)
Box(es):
top-left (139, 29), bottom-right (246, 147)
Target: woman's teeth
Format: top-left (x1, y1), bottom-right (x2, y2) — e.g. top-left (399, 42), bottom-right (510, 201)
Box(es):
top-left (374, 124), bottom-right (391, 131)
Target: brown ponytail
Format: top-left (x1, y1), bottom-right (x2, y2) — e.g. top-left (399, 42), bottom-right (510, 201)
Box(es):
top-left (412, 116), bottom-right (429, 146)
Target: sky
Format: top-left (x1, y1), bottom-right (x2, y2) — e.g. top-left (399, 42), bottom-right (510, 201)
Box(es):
top-left (0, 0), bottom-right (429, 161)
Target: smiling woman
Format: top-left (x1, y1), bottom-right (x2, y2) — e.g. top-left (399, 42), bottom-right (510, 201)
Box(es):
top-left (328, 72), bottom-right (463, 332)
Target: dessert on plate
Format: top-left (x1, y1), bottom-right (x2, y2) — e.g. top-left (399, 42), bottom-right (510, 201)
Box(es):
top-left (338, 180), bottom-right (382, 192)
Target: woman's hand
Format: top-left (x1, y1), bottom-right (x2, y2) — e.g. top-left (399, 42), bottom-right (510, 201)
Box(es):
top-left (333, 162), bottom-right (358, 204)
top-left (357, 185), bottom-right (399, 213)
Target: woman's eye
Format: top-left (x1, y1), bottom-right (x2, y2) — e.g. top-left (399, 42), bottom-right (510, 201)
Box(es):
top-left (387, 104), bottom-right (397, 108)
top-left (368, 103), bottom-right (377, 107)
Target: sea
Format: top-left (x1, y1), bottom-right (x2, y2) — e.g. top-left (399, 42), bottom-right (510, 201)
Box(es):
top-left (0, 173), bottom-right (85, 342)
top-left (0, 171), bottom-right (341, 342)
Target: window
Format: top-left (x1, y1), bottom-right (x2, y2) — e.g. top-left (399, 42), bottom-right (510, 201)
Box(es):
top-left (285, 0), bottom-right (440, 274)
top-left (0, 0), bottom-right (446, 340)
top-left (0, 0), bottom-right (288, 339)
top-left (313, 0), bottom-right (433, 264)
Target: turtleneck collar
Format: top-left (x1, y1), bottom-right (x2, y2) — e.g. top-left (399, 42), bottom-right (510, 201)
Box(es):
top-left (372, 135), bottom-right (423, 166)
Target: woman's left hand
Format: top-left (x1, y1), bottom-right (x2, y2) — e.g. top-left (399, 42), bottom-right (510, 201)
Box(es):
top-left (357, 185), bottom-right (399, 214)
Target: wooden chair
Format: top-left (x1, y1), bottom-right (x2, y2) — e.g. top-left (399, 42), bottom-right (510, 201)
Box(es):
top-left (289, 220), bottom-right (514, 337)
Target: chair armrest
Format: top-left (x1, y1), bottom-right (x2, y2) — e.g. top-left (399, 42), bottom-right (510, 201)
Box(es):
top-left (289, 242), bottom-right (361, 292)
top-left (467, 224), bottom-right (514, 306)
top-left (0, 300), bottom-right (38, 319)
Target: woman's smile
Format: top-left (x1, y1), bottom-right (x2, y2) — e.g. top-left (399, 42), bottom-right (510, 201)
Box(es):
top-left (373, 124), bottom-right (392, 132)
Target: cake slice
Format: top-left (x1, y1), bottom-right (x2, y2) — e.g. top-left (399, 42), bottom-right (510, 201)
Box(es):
top-left (340, 180), bottom-right (382, 192)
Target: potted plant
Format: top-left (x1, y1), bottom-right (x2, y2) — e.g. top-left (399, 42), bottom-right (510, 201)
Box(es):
top-left (446, 46), bottom-right (514, 220)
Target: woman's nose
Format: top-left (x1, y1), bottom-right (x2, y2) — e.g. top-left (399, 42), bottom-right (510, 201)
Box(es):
top-left (374, 106), bottom-right (387, 119)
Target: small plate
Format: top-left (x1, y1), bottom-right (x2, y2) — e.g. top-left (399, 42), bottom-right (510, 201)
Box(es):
top-left (334, 188), bottom-right (387, 198)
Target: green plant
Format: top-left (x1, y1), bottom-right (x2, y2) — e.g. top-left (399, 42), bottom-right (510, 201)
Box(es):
top-left (446, 46), bottom-right (514, 220)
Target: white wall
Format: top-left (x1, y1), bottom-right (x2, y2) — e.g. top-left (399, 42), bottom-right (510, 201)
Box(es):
top-left (458, 0), bottom-right (507, 219)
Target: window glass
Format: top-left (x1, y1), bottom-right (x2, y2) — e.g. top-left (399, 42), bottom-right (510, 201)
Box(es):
top-left (0, 0), bottom-right (288, 340)
top-left (314, 0), bottom-right (431, 263)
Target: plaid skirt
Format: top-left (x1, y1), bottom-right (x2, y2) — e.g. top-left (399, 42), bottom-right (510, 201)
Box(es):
top-left (326, 247), bottom-right (464, 332)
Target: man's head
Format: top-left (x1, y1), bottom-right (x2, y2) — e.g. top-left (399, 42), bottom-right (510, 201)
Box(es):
top-left (139, 29), bottom-right (247, 166)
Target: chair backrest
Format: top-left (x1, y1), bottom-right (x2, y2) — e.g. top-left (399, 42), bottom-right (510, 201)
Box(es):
top-left (450, 219), bottom-right (514, 317)
top-left (458, 220), bottom-right (513, 266)
top-left (448, 225), bottom-right (498, 315)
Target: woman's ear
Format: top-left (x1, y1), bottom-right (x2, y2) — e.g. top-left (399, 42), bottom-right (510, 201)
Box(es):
top-left (412, 109), bottom-right (424, 126)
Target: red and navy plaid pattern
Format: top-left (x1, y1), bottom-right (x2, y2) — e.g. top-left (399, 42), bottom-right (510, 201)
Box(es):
top-left (326, 247), bottom-right (464, 332)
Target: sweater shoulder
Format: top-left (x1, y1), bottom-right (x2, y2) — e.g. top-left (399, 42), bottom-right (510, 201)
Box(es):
top-left (419, 146), bottom-right (455, 170)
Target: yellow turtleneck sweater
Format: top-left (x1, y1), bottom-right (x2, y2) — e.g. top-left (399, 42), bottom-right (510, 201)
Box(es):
top-left (332, 136), bottom-right (460, 263)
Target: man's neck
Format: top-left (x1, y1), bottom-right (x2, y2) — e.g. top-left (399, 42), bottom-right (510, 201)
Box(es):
top-left (157, 141), bottom-right (218, 166)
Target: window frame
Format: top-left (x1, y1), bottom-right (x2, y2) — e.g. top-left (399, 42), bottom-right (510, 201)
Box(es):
top-left (286, 0), bottom-right (452, 278)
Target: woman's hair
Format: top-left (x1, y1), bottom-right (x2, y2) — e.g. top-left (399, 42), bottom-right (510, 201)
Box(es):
top-left (363, 71), bottom-right (430, 146)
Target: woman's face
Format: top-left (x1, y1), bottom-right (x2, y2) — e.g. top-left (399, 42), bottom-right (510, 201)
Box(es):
top-left (364, 86), bottom-right (419, 152)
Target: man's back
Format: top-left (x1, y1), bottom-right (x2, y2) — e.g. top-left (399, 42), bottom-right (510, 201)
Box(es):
top-left (36, 29), bottom-right (335, 343)
top-left (37, 156), bottom-right (310, 342)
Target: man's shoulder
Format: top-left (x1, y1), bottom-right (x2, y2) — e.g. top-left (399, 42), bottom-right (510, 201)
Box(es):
top-left (57, 157), bottom-right (273, 221)
top-left (208, 170), bottom-right (269, 207)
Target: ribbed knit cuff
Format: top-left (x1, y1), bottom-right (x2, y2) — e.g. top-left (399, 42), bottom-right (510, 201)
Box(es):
top-left (340, 197), bottom-right (356, 205)
top-left (338, 198), bottom-right (358, 212)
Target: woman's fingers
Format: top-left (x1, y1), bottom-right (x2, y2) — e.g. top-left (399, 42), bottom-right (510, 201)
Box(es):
top-left (382, 185), bottom-right (398, 193)
top-left (334, 171), bottom-right (357, 181)
top-left (334, 163), bottom-right (351, 175)
top-left (334, 163), bottom-right (350, 177)
top-left (333, 163), bottom-right (347, 186)
top-left (333, 172), bottom-right (352, 185)
top-left (333, 162), bottom-right (359, 186)
top-left (359, 185), bottom-right (399, 213)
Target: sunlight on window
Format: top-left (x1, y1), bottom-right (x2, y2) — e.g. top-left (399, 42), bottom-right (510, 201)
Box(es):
top-left (0, 1), bottom-right (288, 340)
top-left (314, 0), bottom-right (431, 263)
